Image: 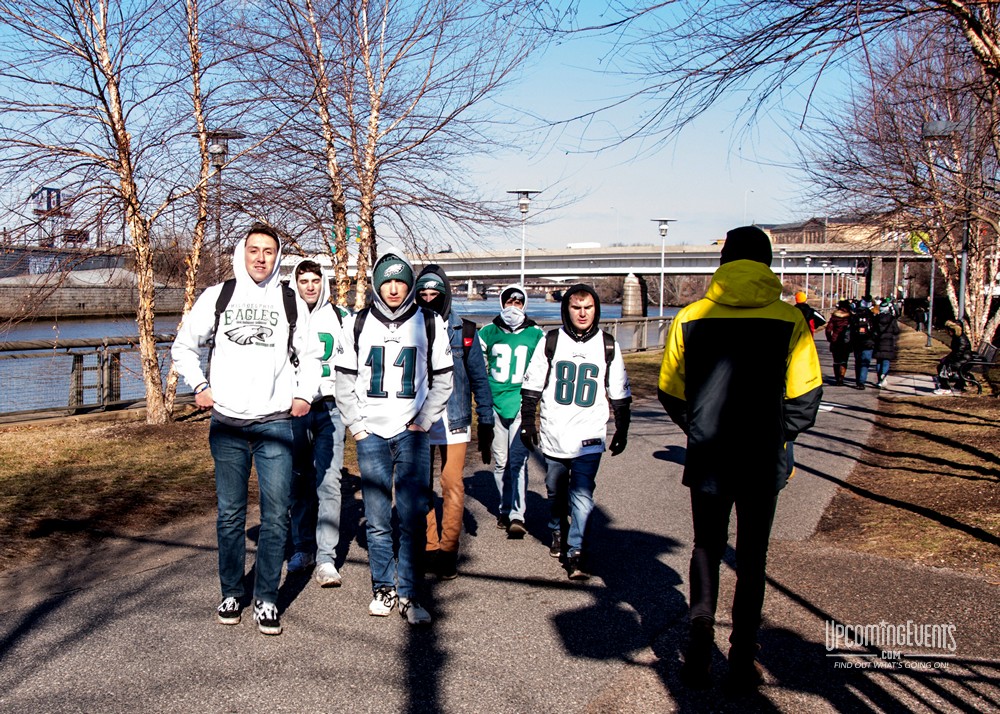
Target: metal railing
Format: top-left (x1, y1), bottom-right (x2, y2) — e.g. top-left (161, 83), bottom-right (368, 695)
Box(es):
top-left (0, 315), bottom-right (671, 420)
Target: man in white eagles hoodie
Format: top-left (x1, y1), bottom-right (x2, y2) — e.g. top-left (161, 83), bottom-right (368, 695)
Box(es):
top-left (171, 223), bottom-right (316, 637)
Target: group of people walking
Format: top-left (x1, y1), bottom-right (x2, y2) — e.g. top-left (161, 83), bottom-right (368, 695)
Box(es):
top-left (823, 297), bottom-right (900, 389)
top-left (171, 224), bottom-right (631, 634)
top-left (171, 222), bottom-right (828, 695)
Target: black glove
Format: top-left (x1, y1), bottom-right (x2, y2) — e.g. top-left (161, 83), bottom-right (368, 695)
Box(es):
top-left (520, 419), bottom-right (538, 452)
top-left (477, 422), bottom-right (494, 464)
top-left (609, 430), bottom-right (628, 456)
top-left (610, 402), bottom-right (631, 456)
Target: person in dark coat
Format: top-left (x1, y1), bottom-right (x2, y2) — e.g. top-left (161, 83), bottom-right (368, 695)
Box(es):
top-left (793, 291), bottom-right (827, 335)
top-left (935, 320), bottom-right (973, 394)
top-left (849, 299), bottom-right (878, 389)
top-left (824, 300), bottom-right (853, 385)
top-left (873, 299), bottom-right (900, 388)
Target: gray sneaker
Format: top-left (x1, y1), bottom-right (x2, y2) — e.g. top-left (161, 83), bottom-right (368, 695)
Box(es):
top-left (314, 562), bottom-right (342, 587)
top-left (399, 597), bottom-right (432, 625)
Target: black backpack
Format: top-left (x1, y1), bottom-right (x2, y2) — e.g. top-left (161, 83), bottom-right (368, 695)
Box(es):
top-left (206, 278), bottom-right (299, 376)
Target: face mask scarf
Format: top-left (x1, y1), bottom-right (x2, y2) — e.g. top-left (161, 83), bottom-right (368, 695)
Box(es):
top-left (501, 306), bottom-right (525, 330)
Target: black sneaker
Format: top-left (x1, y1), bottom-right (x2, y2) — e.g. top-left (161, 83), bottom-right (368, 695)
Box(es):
top-left (496, 514), bottom-right (510, 530)
top-left (549, 531), bottom-right (562, 558)
top-left (437, 550), bottom-right (458, 581)
top-left (566, 553), bottom-right (589, 580)
top-left (217, 596), bottom-right (242, 625)
top-left (680, 617), bottom-right (714, 689)
top-left (252, 599), bottom-right (282, 636)
top-left (726, 644), bottom-right (765, 693)
top-left (506, 519), bottom-right (527, 538)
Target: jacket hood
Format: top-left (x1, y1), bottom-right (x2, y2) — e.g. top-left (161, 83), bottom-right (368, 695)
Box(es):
top-left (288, 255), bottom-right (330, 312)
top-left (705, 259), bottom-right (782, 309)
top-left (370, 245), bottom-right (415, 320)
top-left (415, 264), bottom-right (452, 319)
top-left (560, 283), bottom-right (601, 342)
top-left (233, 235), bottom-right (284, 290)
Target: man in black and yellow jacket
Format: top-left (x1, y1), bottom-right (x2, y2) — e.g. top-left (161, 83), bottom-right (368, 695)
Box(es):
top-left (658, 225), bottom-right (822, 691)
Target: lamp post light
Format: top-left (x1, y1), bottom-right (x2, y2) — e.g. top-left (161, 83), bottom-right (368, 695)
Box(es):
top-left (198, 128), bottom-right (245, 280)
top-left (508, 190), bottom-right (539, 287)
top-left (651, 218), bottom-right (676, 317)
top-left (804, 255), bottom-right (812, 297)
top-left (821, 260), bottom-right (830, 310)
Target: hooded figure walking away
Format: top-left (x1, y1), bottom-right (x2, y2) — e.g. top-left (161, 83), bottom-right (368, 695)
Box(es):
top-left (519, 284), bottom-right (632, 580)
top-left (824, 300), bottom-right (853, 386)
top-left (658, 226), bottom-right (823, 691)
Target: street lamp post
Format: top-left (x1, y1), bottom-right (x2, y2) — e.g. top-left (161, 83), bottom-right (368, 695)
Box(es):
top-left (804, 256), bottom-right (812, 298)
top-left (922, 119), bottom-right (972, 323)
top-left (821, 260), bottom-right (830, 310)
top-left (651, 218), bottom-right (676, 317)
top-left (508, 190), bottom-right (539, 287)
top-left (199, 128), bottom-right (245, 281)
top-left (779, 248), bottom-right (787, 293)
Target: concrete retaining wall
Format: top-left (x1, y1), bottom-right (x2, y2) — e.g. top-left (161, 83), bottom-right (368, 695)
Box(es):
top-left (0, 286), bottom-right (187, 319)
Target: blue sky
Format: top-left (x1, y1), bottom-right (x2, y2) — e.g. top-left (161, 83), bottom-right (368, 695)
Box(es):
top-left (472, 11), bottom-right (817, 250)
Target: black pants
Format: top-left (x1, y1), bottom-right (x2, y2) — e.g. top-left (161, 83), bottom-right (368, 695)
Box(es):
top-left (688, 488), bottom-right (779, 651)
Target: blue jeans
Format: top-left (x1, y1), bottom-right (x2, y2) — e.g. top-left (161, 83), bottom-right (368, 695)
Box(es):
top-left (492, 411), bottom-right (530, 521)
top-left (854, 348), bottom-right (874, 385)
top-left (210, 416), bottom-right (294, 604)
top-left (356, 429), bottom-right (430, 599)
top-left (544, 452), bottom-right (602, 555)
top-left (876, 359), bottom-right (891, 381)
top-left (290, 399), bottom-right (346, 565)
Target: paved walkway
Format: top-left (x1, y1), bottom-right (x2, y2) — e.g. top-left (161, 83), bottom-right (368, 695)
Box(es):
top-left (0, 349), bottom-right (996, 713)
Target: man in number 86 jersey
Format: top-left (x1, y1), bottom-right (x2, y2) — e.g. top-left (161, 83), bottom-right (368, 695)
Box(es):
top-left (335, 247), bottom-right (453, 625)
top-left (519, 284), bottom-right (632, 580)
top-left (476, 285), bottom-right (544, 538)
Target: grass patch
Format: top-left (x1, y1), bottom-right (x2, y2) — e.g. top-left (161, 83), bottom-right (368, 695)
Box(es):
top-left (814, 327), bottom-right (1000, 579)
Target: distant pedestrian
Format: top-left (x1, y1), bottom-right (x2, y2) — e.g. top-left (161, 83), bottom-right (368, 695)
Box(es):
top-left (793, 291), bottom-right (827, 335)
top-left (824, 300), bottom-right (853, 386)
top-left (849, 298), bottom-right (878, 389)
top-left (658, 226), bottom-right (822, 691)
top-left (414, 265), bottom-right (494, 581)
top-left (914, 302), bottom-right (928, 331)
top-left (935, 320), bottom-right (973, 395)
top-left (873, 298), bottom-right (899, 389)
top-left (520, 284), bottom-right (631, 580)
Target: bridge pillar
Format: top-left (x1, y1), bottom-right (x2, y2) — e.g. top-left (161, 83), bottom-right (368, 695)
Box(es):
top-left (622, 273), bottom-right (647, 317)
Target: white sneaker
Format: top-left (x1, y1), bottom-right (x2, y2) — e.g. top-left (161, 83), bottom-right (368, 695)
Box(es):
top-left (399, 597), bottom-right (432, 626)
top-left (252, 600), bottom-right (282, 636)
top-left (932, 388), bottom-right (953, 395)
top-left (286, 551), bottom-right (315, 573)
top-left (314, 562), bottom-right (342, 587)
top-left (877, 377), bottom-right (888, 388)
top-left (368, 586), bottom-right (397, 616)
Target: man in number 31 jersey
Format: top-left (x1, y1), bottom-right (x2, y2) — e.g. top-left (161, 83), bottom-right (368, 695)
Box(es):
top-left (476, 285), bottom-right (544, 538)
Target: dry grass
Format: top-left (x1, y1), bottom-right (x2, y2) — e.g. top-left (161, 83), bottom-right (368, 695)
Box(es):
top-left (814, 325), bottom-right (1000, 580)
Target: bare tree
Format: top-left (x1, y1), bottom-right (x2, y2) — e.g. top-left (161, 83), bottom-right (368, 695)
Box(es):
top-left (230, 0), bottom-right (544, 308)
top-left (544, 2), bottom-right (1000, 140)
top-left (0, 0), bottom-right (221, 423)
top-left (803, 23), bottom-right (1000, 345)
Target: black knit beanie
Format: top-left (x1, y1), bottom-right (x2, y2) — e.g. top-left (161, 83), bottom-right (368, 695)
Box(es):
top-left (720, 226), bottom-right (773, 266)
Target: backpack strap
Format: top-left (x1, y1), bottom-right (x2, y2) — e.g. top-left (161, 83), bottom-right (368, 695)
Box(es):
top-left (461, 318), bottom-right (477, 370)
top-left (422, 307), bottom-right (436, 389)
top-left (353, 306), bottom-right (370, 352)
top-left (206, 278), bottom-right (237, 378)
top-left (281, 283), bottom-right (299, 368)
top-left (542, 329), bottom-right (616, 389)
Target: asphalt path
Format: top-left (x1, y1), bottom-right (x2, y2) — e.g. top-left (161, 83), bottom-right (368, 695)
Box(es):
top-left (0, 344), bottom-right (997, 713)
